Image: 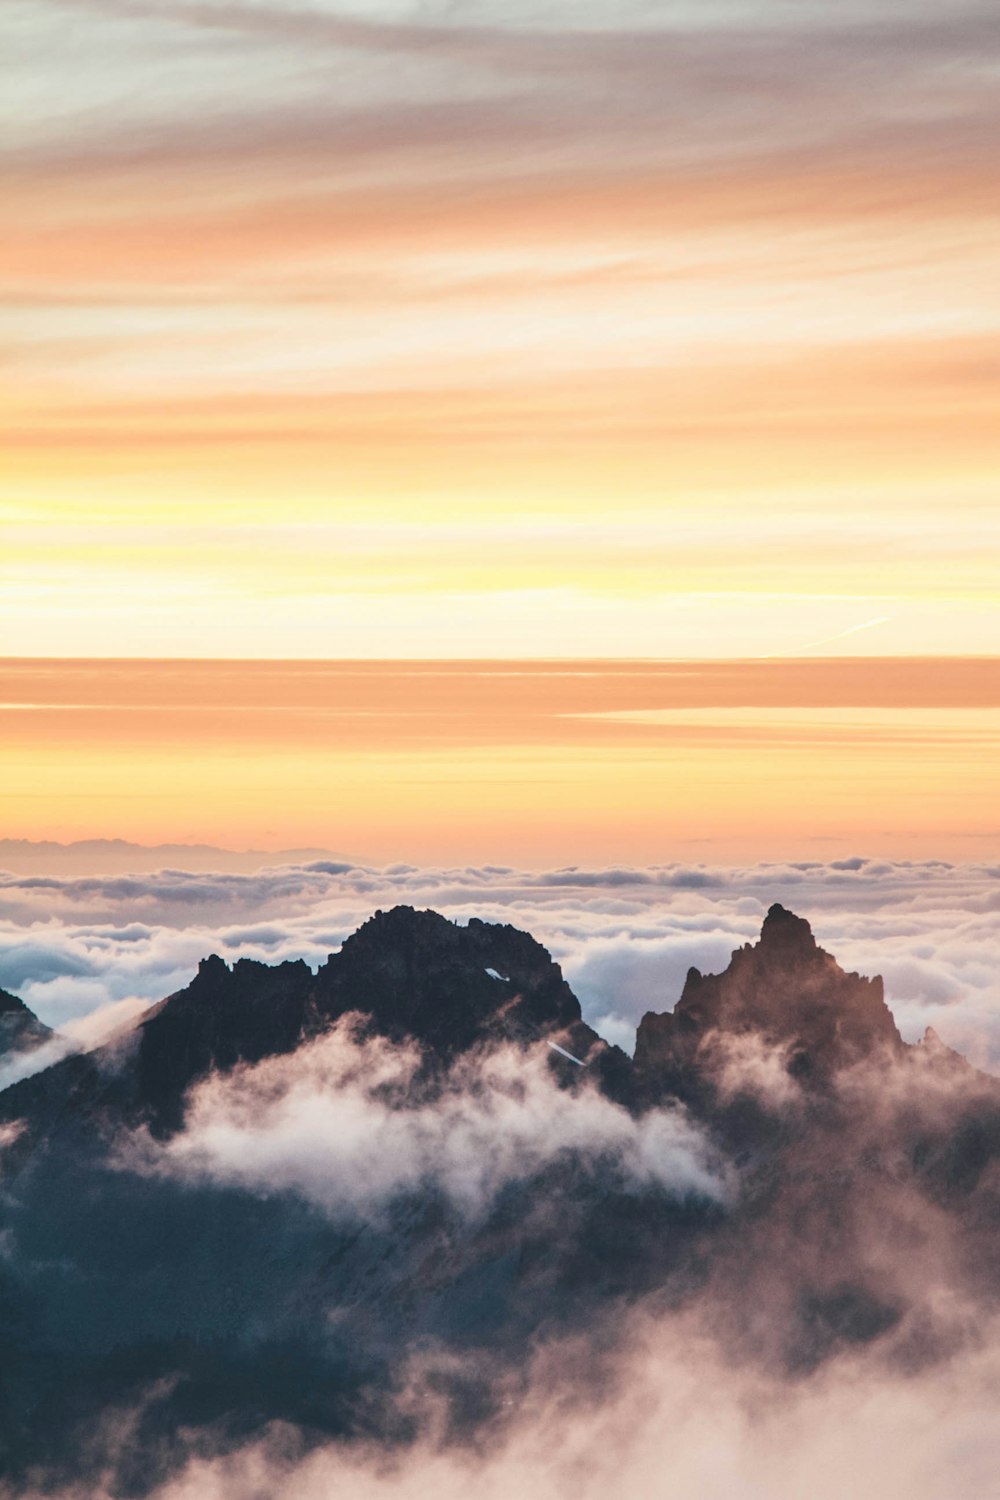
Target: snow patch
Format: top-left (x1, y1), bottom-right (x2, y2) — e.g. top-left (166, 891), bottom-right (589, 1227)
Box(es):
top-left (547, 1040), bottom-right (586, 1067)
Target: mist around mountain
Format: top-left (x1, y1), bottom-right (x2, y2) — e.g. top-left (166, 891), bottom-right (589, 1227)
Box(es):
top-left (0, 904), bottom-right (999, 1499)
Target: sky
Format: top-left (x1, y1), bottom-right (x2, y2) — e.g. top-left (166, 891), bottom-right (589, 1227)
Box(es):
top-left (3, 658), bottom-right (1000, 862)
top-left (4, 15), bottom-right (1000, 1492)
top-left (3, 0), bottom-right (999, 658)
top-left (3, 15), bottom-right (1000, 1484)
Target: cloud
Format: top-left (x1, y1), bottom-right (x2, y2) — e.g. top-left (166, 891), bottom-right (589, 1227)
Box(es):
top-left (4, 855), bottom-right (1000, 1077)
top-left (698, 1029), bottom-right (804, 1110)
top-left (9, 0), bottom-right (998, 327)
top-left (4, 902), bottom-right (1000, 1496)
top-left (15, 0), bottom-right (1000, 188)
top-left (13, 1304), bottom-right (1000, 1500)
top-left (172, 1326), bottom-right (1000, 1500)
top-left (0, 1033), bottom-right (78, 1093)
top-left (0, 995), bottom-right (148, 1091)
top-left (123, 1019), bottom-right (726, 1222)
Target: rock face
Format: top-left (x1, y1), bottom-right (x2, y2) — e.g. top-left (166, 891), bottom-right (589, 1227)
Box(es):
top-left (634, 903), bottom-right (903, 1102)
top-left (0, 986), bottom-right (52, 1059)
top-left (323, 906), bottom-right (590, 1055)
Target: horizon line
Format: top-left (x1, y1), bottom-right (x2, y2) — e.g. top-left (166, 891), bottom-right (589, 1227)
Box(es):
top-left (4, 654), bottom-right (1000, 667)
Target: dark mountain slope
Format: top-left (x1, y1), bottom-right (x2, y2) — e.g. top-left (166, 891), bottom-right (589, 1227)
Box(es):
top-left (0, 988), bottom-right (52, 1061)
top-left (0, 904), bottom-right (998, 1494)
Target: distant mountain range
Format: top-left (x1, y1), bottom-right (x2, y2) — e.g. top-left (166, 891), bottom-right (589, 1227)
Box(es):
top-left (0, 838), bottom-right (337, 876)
top-left (0, 904), bottom-right (997, 1494)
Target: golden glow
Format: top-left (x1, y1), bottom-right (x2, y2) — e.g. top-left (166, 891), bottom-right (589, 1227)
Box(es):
top-left (3, 2), bottom-right (998, 659)
top-left (2, 659), bottom-right (999, 863)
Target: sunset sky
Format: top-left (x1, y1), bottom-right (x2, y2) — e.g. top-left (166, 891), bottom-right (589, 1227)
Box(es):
top-left (6, 14), bottom-right (1000, 1495)
top-left (4, 0), bottom-right (999, 659)
top-left (2, 0), bottom-right (999, 862)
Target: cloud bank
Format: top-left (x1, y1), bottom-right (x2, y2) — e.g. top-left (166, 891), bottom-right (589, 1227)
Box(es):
top-left (10, 1298), bottom-right (1000, 1500)
top-left (3, 855), bottom-right (1000, 1071)
top-left (122, 1019), bottom-right (725, 1221)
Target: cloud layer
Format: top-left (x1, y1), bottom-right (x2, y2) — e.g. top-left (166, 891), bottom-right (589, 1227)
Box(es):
top-left (3, 853), bottom-right (1000, 1497)
top-left (11, 1287), bottom-right (1000, 1500)
top-left (123, 1019), bottom-right (724, 1220)
top-left (139, 1328), bottom-right (1000, 1500)
top-left (3, 854), bottom-right (1000, 1070)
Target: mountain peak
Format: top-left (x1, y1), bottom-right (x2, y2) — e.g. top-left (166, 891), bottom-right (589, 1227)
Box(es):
top-left (759, 903), bottom-right (818, 957)
top-left (2, 903), bottom-right (908, 1145)
top-left (23, 907), bottom-right (620, 1137)
top-left (0, 986), bottom-right (53, 1058)
top-left (352, 903), bottom-right (448, 936)
top-left (634, 903), bottom-right (903, 1100)
top-left (322, 906), bottom-right (595, 1061)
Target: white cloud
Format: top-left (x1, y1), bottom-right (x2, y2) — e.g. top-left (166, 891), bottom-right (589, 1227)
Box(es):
top-left (2, 856), bottom-right (1000, 1078)
top-left (123, 1020), bottom-right (726, 1222)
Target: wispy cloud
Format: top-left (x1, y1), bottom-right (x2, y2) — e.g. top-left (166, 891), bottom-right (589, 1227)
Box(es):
top-left (123, 1019), bottom-right (725, 1220)
top-left (4, 0), bottom-right (998, 655)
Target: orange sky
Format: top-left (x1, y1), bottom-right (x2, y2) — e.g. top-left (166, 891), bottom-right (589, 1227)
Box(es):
top-left (3, 0), bottom-right (998, 659)
top-left (2, 4), bottom-right (998, 858)
top-left (3, 659), bottom-right (999, 863)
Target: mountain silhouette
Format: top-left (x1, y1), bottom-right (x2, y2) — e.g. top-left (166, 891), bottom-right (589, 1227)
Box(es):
top-left (0, 904), bottom-right (998, 1493)
top-left (0, 986), bottom-right (52, 1061)
top-left (634, 902), bottom-right (904, 1112)
top-left (0, 906), bottom-right (631, 1146)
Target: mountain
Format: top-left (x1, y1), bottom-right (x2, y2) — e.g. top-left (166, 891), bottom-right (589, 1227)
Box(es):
top-left (0, 906), bottom-right (630, 1145)
top-left (0, 904), bottom-right (998, 1494)
top-left (0, 987), bottom-right (52, 1060)
top-left (0, 838), bottom-right (337, 876)
top-left (633, 903), bottom-right (904, 1121)
top-left (637, 902), bottom-right (902, 1077)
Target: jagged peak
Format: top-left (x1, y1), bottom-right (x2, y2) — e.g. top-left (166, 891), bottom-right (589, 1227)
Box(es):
top-left (196, 954), bottom-right (229, 980)
top-left (347, 904), bottom-right (454, 940)
top-left (131, 907), bottom-right (589, 1109)
top-left (918, 1025), bottom-right (972, 1072)
top-left (193, 953), bottom-right (311, 984)
top-left (757, 903), bottom-right (819, 958)
top-left (635, 901), bottom-right (902, 1092)
top-left (333, 905), bottom-right (465, 965)
top-left (334, 905), bottom-right (559, 980)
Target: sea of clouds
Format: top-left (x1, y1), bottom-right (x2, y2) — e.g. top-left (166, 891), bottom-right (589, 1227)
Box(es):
top-left (2, 855), bottom-right (1000, 1078)
top-left (4, 853), bottom-right (1000, 1499)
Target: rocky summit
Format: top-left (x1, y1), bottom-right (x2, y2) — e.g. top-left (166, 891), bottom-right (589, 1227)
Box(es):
top-left (0, 903), bottom-right (998, 1494)
top-left (634, 902), bottom-right (904, 1103)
